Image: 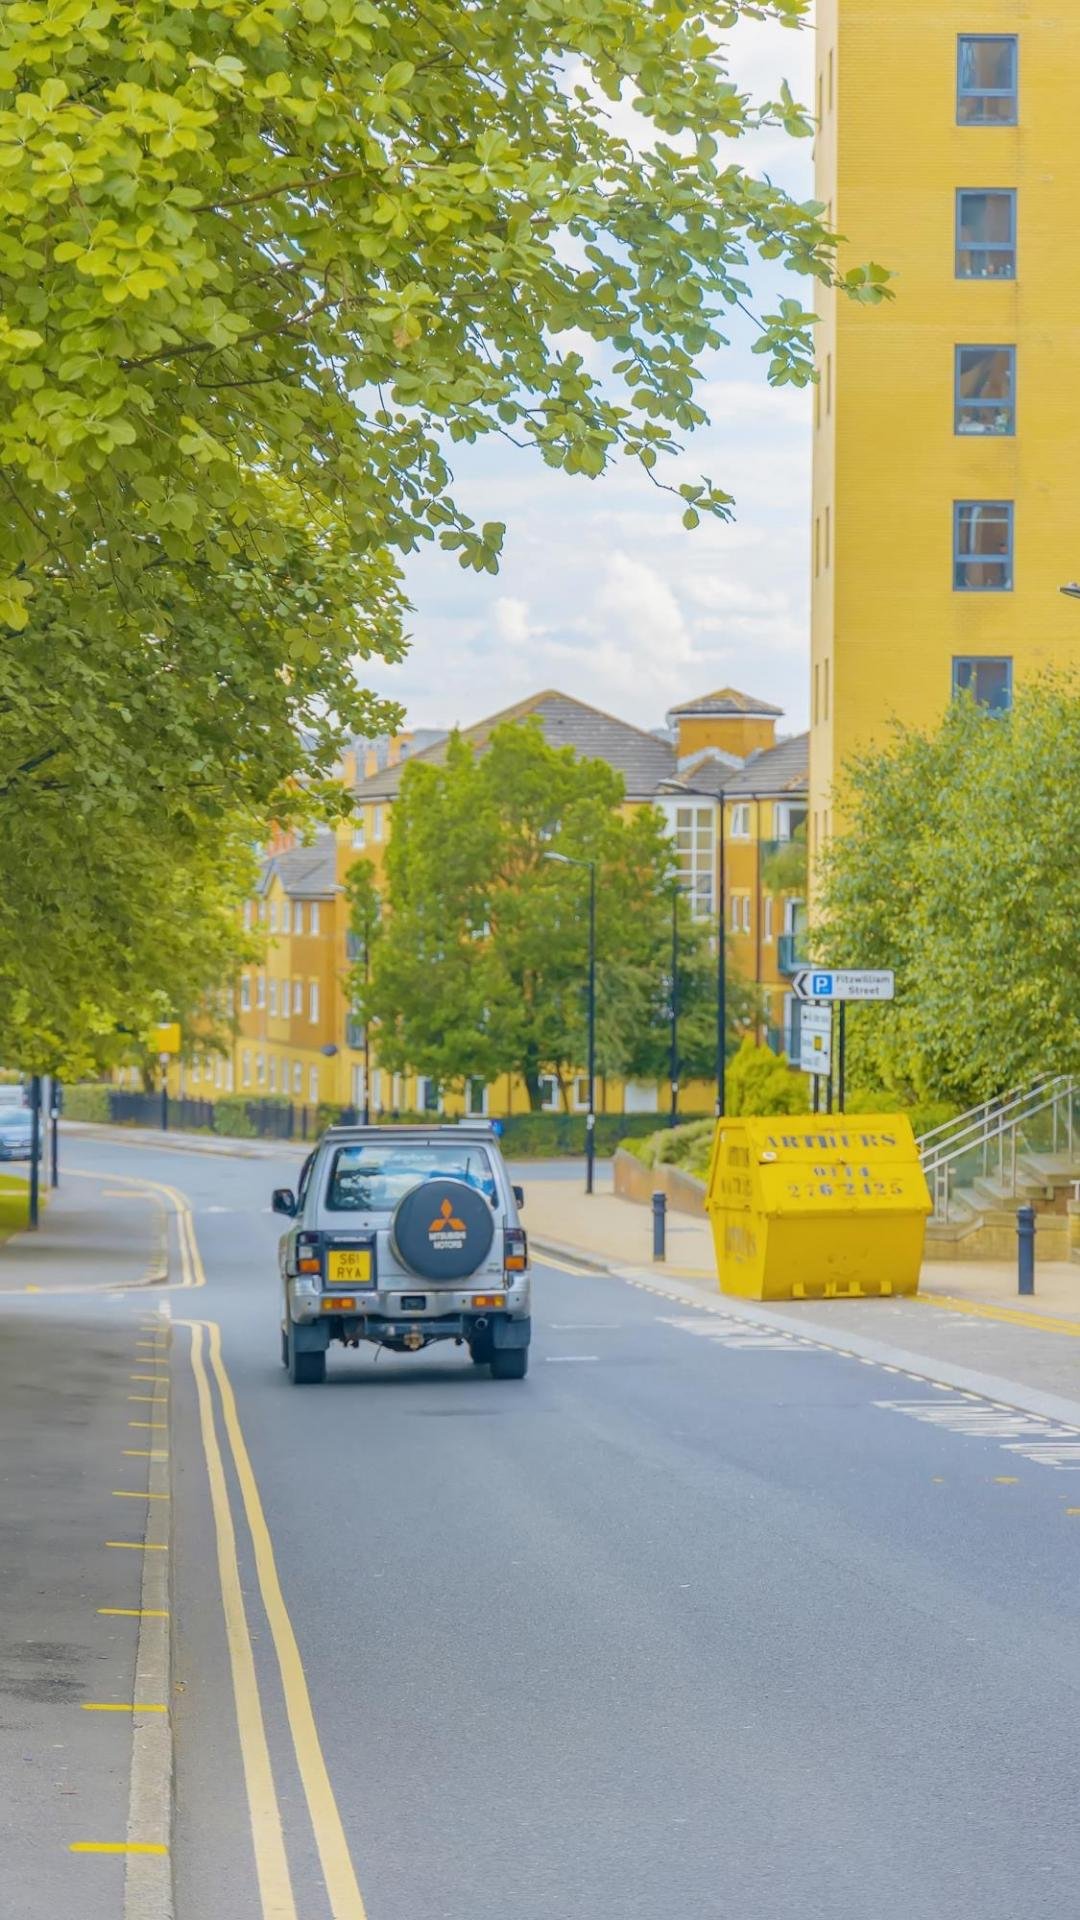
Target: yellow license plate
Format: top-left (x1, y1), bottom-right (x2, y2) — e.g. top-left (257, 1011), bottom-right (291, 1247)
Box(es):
top-left (327, 1249), bottom-right (373, 1286)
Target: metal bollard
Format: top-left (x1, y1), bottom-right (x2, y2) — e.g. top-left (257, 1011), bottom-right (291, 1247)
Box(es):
top-left (652, 1190), bottom-right (667, 1263)
top-left (1017, 1204), bottom-right (1036, 1296)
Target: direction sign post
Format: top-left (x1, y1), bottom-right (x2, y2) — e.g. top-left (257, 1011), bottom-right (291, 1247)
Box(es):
top-left (791, 967), bottom-right (895, 1114)
top-left (799, 1004), bottom-right (832, 1079)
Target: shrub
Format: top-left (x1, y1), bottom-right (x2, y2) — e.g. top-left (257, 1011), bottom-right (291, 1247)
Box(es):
top-left (63, 1084), bottom-right (113, 1123)
top-left (725, 1039), bottom-right (806, 1117)
top-left (211, 1096), bottom-right (259, 1139)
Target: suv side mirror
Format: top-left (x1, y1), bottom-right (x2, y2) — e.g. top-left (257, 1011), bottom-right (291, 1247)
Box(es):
top-left (512, 1184), bottom-right (525, 1209)
top-left (272, 1188), bottom-right (297, 1217)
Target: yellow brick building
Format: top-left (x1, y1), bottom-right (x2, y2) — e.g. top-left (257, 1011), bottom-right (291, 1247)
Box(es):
top-left (810, 5), bottom-right (1080, 850)
top-left (172, 689), bottom-right (810, 1120)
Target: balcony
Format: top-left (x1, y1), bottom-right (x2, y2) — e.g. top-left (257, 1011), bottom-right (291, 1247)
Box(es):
top-left (777, 931), bottom-right (807, 977)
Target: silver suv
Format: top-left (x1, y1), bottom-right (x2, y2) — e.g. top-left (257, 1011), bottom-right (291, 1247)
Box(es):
top-left (274, 1123), bottom-right (531, 1385)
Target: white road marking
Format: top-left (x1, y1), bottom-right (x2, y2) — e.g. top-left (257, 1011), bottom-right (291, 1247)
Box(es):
top-left (544, 1355), bottom-right (599, 1364)
top-left (548, 1324), bottom-right (620, 1332)
top-left (658, 1314), bottom-right (807, 1352)
top-left (877, 1396), bottom-right (1080, 1471)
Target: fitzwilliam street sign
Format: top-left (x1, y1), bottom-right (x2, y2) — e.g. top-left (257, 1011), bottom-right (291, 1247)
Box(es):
top-left (792, 968), bottom-right (896, 1004)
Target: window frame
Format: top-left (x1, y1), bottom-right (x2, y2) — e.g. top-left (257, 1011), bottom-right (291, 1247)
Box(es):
top-left (309, 980), bottom-right (319, 1024)
top-left (539, 1073), bottom-right (560, 1113)
top-left (240, 974), bottom-right (251, 1013)
top-left (953, 500), bottom-right (1014, 593)
top-left (952, 655), bottom-right (1014, 714)
top-left (310, 901), bottom-right (320, 936)
top-left (957, 33), bottom-right (1018, 126)
top-left (729, 803), bottom-right (751, 840)
top-left (954, 344), bottom-right (1016, 437)
top-left (955, 189), bottom-right (1017, 280)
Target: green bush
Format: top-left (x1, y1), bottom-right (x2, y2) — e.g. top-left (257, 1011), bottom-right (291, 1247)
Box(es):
top-left (211, 1096), bottom-right (259, 1139)
top-left (63, 1084), bottom-right (113, 1123)
top-left (619, 1118), bottom-right (715, 1180)
top-left (725, 1039), bottom-right (806, 1117)
top-left (847, 1088), bottom-right (960, 1137)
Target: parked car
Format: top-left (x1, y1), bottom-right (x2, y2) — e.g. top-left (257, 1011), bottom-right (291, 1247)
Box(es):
top-left (275, 1123), bottom-right (531, 1385)
top-left (0, 1108), bottom-right (41, 1159)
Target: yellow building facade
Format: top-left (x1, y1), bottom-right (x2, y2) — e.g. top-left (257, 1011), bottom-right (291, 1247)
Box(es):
top-left (810, 4), bottom-right (1080, 849)
top-left (171, 690), bottom-right (810, 1122)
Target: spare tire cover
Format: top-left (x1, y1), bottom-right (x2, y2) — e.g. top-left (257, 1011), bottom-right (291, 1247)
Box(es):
top-left (391, 1178), bottom-right (495, 1281)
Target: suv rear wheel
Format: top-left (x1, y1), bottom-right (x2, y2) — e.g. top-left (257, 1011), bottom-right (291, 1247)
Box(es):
top-left (287, 1323), bottom-right (326, 1386)
top-left (490, 1347), bottom-right (528, 1381)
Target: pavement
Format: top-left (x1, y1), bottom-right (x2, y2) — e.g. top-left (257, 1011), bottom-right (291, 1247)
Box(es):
top-left (8, 1129), bottom-right (1080, 1917)
top-left (0, 1174), bottom-right (173, 1920)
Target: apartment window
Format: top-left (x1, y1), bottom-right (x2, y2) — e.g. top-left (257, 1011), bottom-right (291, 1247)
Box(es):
top-left (370, 1068), bottom-right (383, 1113)
top-left (416, 1076), bottom-right (440, 1115)
top-left (774, 804), bottom-right (807, 842)
top-left (243, 901), bottom-right (253, 930)
top-left (373, 805), bottom-right (383, 843)
top-left (466, 1077), bottom-right (488, 1117)
top-left (763, 898), bottom-right (774, 942)
top-left (956, 190), bottom-right (1016, 279)
top-left (953, 655), bottom-right (1013, 714)
top-left (352, 819), bottom-right (365, 849)
top-left (256, 1052), bottom-right (265, 1084)
top-left (269, 1056), bottom-right (277, 1092)
top-left (309, 981), bottom-right (319, 1024)
top-left (957, 35), bottom-right (1017, 126)
top-left (729, 803), bottom-right (751, 839)
top-left (240, 974), bottom-right (251, 1012)
top-left (191, 1057), bottom-right (200, 1084)
top-left (572, 1075), bottom-right (591, 1112)
top-left (293, 1061), bottom-right (302, 1096)
top-left (215, 1057), bottom-right (224, 1089)
top-left (241, 1050), bottom-right (251, 1087)
top-left (742, 895), bottom-right (752, 934)
top-left (256, 972), bottom-right (266, 1009)
top-left (672, 804), bottom-right (714, 919)
top-left (293, 979), bottom-right (302, 1013)
top-left (281, 901), bottom-right (291, 934)
top-left (310, 902), bottom-right (320, 936)
top-left (309, 1067), bottom-right (319, 1104)
top-left (268, 979), bottom-right (278, 1016)
top-left (955, 345), bottom-right (1015, 435)
top-left (954, 501), bottom-right (1013, 591)
top-left (269, 900), bottom-right (278, 933)
top-left (539, 1074), bottom-right (560, 1112)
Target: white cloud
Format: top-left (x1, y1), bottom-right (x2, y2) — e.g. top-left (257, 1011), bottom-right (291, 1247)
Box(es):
top-left (377, 16), bottom-right (816, 741)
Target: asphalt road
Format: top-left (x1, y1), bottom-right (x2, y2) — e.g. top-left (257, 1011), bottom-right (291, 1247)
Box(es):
top-left (58, 1135), bottom-right (1080, 1919)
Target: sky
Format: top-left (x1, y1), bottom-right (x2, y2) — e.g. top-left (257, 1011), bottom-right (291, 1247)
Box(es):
top-left (370, 17), bottom-right (817, 742)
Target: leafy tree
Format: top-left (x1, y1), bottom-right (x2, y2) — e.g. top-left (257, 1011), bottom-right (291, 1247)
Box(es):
top-left (760, 821), bottom-right (807, 896)
top-left (0, 0), bottom-right (888, 1069)
top-left (617, 890), bottom-right (758, 1087)
top-left (0, 0), bottom-right (888, 630)
top-left (817, 681), bottom-right (1080, 1104)
top-left (349, 720), bottom-right (753, 1106)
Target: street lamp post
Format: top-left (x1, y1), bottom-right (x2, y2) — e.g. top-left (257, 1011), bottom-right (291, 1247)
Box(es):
top-left (715, 790), bottom-right (728, 1118)
top-left (361, 934), bottom-right (371, 1126)
top-left (669, 883), bottom-right (680, 1127)
top-left (543, 852), bottom-right (597, 1196)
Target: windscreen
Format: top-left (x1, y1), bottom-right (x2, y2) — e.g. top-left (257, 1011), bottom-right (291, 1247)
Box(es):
top-left (325, 1141), bottom-right (496, 1212)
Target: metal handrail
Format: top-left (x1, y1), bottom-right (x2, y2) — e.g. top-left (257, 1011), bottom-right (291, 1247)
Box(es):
top-left (916, 1073), bottom-right (1058, 1156)
top-left (917, 1075), bottom-right (1078, 1222)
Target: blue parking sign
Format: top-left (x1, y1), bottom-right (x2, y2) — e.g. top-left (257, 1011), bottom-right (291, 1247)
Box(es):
top-left (811, 972), bottom-right (834, 997)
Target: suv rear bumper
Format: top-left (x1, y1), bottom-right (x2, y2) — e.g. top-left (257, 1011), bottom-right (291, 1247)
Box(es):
top-left (289, 1311), bottom-right (531, 1353)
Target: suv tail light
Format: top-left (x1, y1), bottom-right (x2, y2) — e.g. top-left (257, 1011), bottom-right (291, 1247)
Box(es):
top-left (504, 1228), bottom-right (528, 1273)
top-left (296, 1231), bottom-right (322, 1275)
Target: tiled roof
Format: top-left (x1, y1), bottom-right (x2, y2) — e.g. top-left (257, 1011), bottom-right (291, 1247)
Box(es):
top-left (261, 834), bottom-right (338, 898)
top-left (666, 686), bottom-right (784, 720)
top-left (353, 690), bottom-right (677, 802)
top-left (722, 732), bottom-right (809, 797)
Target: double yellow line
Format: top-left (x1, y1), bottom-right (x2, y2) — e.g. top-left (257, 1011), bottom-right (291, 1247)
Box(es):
top-left (68, 1167), bottom-right (205, 1288)
top-left (180, 1316), bottom-right (367, 1919)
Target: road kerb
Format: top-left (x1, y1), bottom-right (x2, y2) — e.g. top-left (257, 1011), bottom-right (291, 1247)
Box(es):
top-left (124, 1310), bottom-right (174, 1920)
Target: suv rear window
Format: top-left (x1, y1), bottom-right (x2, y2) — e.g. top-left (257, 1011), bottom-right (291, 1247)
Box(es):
top-left (325, 1141), bottom-right (497, 1212)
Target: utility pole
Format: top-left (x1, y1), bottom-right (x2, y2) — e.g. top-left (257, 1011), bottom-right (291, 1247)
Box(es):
top-left (28, 1074), bottom-right (41, 1228)
top-left (669, 884), bottom-right (680, 1127)
top-left (715, 791), bottom-right (727, 1118)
